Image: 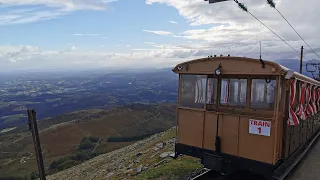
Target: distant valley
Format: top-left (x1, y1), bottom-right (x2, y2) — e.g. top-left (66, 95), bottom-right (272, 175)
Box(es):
top-left (0, 68), bottom-right (178, 179)
top-left (0, 68), bottom-right (178, 131)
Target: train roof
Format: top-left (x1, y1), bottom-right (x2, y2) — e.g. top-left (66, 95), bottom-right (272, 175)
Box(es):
top-left (172, 56), bottom-right (320, 86)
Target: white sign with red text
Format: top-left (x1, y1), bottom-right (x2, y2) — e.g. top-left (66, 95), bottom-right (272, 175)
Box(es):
top-left (249, 119), bottom-right (271, 137)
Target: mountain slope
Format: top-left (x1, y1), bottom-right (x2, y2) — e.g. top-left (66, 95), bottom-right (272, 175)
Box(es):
top-left (46, 127), bottom-right (203, 180)
top-left (0, 103), bottom-right (176, 178)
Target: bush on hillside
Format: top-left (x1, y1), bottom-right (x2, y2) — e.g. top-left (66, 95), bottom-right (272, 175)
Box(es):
top-left (78, 139), bottom-right (94, 150)
top-left (77, 136), bottom-right (100, 150)
top-left (49, 150), bottom-right (100, 173)
top-left (71, 151), bottom-right (99, 161)
top-left (30, 171), bottom-right (39, 180)
top-left (49, 160), bottom-right (59, 170)
top-left (107, 133), bottom-right (155, 142)
top-left (56, 159), bottom-right (78, 171)
top-left (88, 136), bottom-right (99, 143)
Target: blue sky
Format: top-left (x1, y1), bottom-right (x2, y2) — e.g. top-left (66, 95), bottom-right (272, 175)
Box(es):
top-left (0, 0), bottom-right (190, 50)
top-left (0, 0), bottom-right (319, 72)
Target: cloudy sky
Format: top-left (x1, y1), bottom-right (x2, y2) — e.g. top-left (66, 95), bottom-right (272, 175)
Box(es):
top-left (0, 0), bottom-right (319, 72)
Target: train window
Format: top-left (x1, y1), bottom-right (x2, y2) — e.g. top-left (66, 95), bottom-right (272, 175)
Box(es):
top-left (251, 79), bottom-right (276, 109)
top-left (206, 78), bottom-right (218, 105)
top-left (220, 78), bottom-right (247, 106)
top-left (180, 74), bottom-right (206, 109)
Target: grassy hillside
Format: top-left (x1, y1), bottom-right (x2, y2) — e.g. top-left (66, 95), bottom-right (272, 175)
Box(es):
top-left (0, 103), bottom-right (176, 179)
top-left (46, 128), bottom-right (203, 180)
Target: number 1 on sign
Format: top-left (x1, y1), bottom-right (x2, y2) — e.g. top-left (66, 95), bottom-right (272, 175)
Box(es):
top-left (249, 119), bottom-right (271, 136)
top-left (257, 127), bottom-right (261, 134)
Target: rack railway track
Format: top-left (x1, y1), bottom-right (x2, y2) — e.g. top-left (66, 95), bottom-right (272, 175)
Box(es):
top-left (190, 169), bottom-right (266, 180)
top-left (190, 169), bottom-right (222, 180)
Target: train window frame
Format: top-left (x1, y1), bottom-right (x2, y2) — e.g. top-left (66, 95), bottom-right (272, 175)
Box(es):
top-left (178, 74), bottom-right (208, 110)
top-left (206, 75), bottom-right (219, 109)
top-left (219, 78), bottom-right (248, 108)
top-left (250, 77), bottom-right (277, 110)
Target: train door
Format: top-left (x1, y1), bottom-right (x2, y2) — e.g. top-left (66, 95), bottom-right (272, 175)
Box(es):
top-left (203, 77), bottom-right (219, 151)
top-left (203, 77), bottom-right (248, 156)
top-left (177, 74), bottom-right (207, 150)
top-left (177, 74), bottom-right (221, 152)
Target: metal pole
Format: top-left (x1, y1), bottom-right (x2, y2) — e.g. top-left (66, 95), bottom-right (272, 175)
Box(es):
top-left (260, 41), bottom-right (262, 60)
top-left (27, 109), bottom-right (46, 180)
top-left (300, 46), bottom-right (304, 74)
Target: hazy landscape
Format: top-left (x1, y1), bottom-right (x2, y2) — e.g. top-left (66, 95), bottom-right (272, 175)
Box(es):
top-left (0, 68), bottom-right (178, 179)
top-left (0, 58), bottom-right (319, 179)
top-left (0, 68), bottom-right (177, 130)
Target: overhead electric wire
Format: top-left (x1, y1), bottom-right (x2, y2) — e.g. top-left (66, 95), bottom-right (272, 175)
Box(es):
top-left (266, 0), bottom-right (320, 60)
top-left (233, 0), bottom-right (311, 61)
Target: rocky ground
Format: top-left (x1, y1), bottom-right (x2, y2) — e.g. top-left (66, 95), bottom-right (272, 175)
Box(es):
top-left (46, 127), bottom-right (203, 180)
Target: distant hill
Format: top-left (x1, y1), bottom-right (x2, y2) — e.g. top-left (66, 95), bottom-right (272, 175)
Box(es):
top-left (0, 103), bottom-right (176, 178)
top-left (0, 69), bottom-right (178, 130)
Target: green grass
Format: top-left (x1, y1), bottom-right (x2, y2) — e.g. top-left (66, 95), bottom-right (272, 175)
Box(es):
top-left (106, 128), bottom-right (202, 180)
top-left (134, 157), bottom-right (203, 180)
top-left (158, 128), bottom-right (176, 142)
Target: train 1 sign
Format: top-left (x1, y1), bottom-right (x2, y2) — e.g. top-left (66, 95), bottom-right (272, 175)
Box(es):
top-left (249, 119), bottom-right (271, 137)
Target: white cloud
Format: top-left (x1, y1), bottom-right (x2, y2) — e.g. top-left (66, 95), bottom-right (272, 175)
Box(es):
top-left (0, 8), bottom-right (68, 25)
top-left (73, 34), bottom-right (100, 36)
top-left (0, 45), bottom-right (183, 72)
top-left (72, 33), bottom-right (108, 39)
top-left (169, 20), bottom-right (178, 24)
top-left (144, 42), bottom-right (155, 45)
top-left (143, 30), bottom-right (174, 35)
top-left (0, 0), bottom-right (117, 25)
top-left (1, 41), bottom-right (319, 73)
top-left (145, 0), bottom-right (320, 61)
top-left (0, 0), bottom-right (114, 11)
top-left (70, 46), bottom-right (77, 51)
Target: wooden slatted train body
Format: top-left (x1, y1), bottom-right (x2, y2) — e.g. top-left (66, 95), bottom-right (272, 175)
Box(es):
top-left (172, 56), bottom-right (320, 180)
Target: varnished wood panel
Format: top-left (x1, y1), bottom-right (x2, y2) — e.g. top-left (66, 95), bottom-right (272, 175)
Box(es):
top-left (203, 112), bottom-right (218, 151)
top-left (172, 57), bottom-right (283, 76)
top-left (178, 109), bottom-right (204, 148)
top-left (238, 117), bottom-right (275, 164)
top-left (218, 114), bottom-right (239, 156)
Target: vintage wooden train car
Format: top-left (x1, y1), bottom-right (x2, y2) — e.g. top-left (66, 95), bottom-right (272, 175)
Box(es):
top-left (172, 56), bottom-right (320, 180)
